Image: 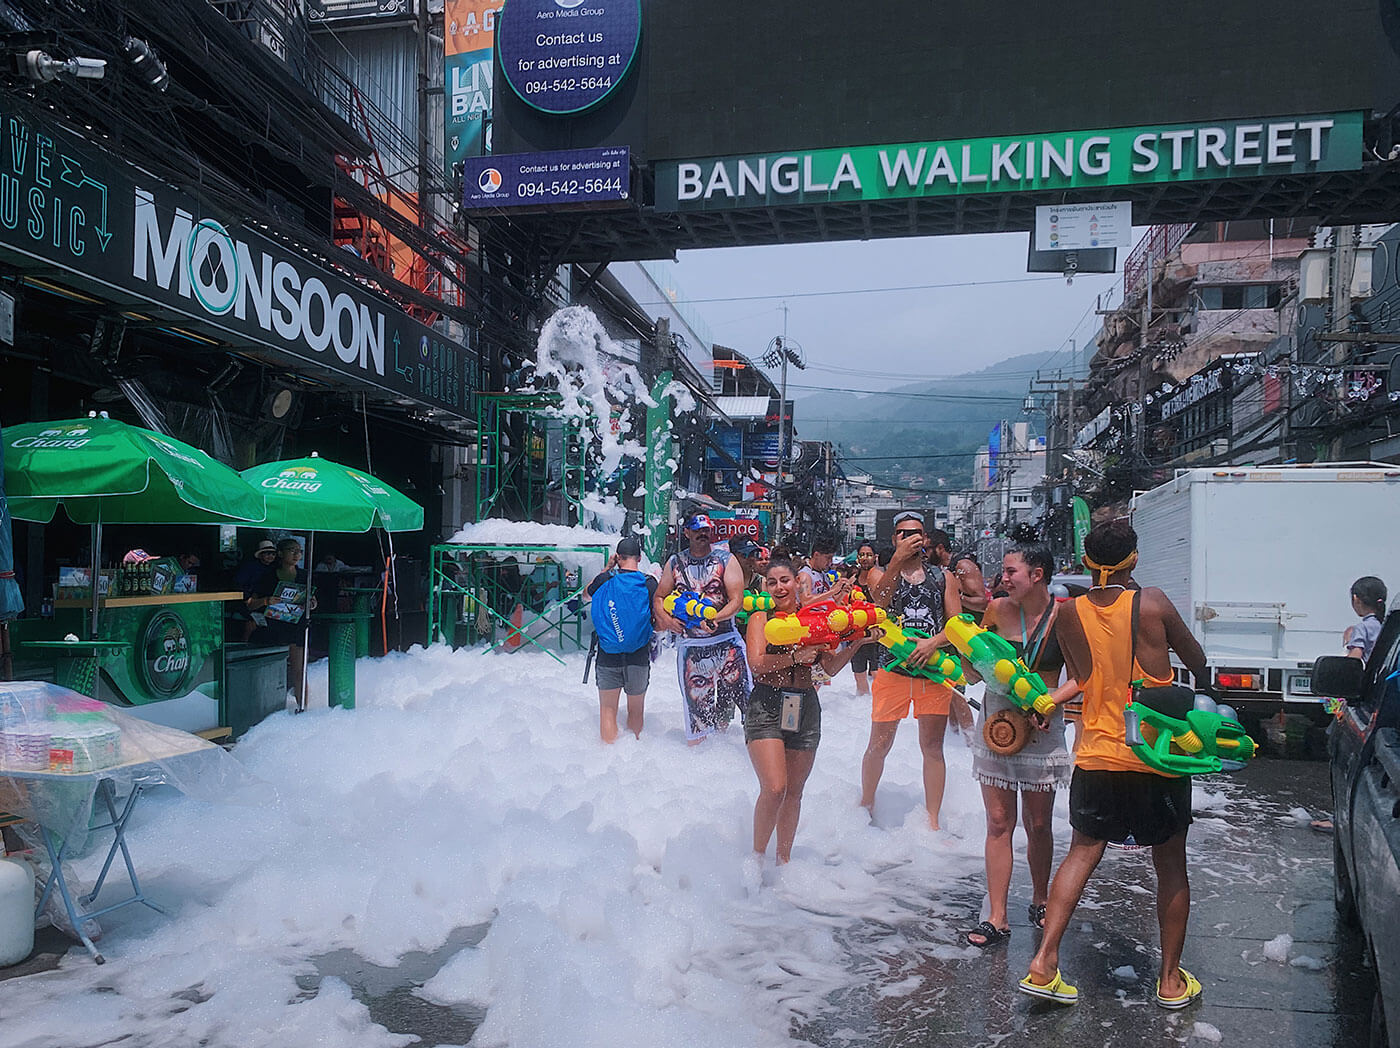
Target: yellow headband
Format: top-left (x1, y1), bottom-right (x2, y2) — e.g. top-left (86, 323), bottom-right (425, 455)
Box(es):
top-left (1082, 550), bottom-right (1138, 587)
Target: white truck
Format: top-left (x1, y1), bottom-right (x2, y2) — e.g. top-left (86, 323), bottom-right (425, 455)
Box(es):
top-left (1131, 465), bottom-right (1400, 719)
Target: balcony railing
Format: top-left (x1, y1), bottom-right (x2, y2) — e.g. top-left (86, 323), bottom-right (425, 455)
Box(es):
top-left (1123, 224), bottom-right (1194, 303)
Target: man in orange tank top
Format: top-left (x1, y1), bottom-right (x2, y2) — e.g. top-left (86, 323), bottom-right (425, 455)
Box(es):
top-left (1020, 520), bottom-right (1209, 1009)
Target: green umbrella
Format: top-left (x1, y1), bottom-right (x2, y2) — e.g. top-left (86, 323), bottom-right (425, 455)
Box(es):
top-left (5, 416), bottom-right (265, 525)
top-left (239, 454), bottom-right (421, 710)
top-left (239, 455), bottom-right (423, 534)
top-left (4, 415), bottom-right (266, 634)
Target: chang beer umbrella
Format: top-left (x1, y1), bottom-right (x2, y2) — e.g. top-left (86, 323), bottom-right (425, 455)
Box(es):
top-left (4, 416), bottom-right (267, 633)
top-left (0, 423), bottom-right (21, 620)
top-left (240, 454), bottom-right (423, 706)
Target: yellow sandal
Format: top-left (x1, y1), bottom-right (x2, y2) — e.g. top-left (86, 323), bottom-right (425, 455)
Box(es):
top-left (1155, 967), bottom-right (1203, 1009)
top-left (1018, 969), bottom-right (1079, 1004)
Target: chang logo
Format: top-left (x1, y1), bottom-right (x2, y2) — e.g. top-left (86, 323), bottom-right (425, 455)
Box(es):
top-left (260, 465), bottom-right (323, 492)
top-left (13, 424), bottom-right (92, 450)
top-left (478, 168), bottom-right (503, 194)
top-left (140, 610), bottom-right (193, 699)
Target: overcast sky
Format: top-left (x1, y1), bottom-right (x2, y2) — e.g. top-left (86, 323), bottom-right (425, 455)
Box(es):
top-left (636, 231), bottom-right (1132, 395)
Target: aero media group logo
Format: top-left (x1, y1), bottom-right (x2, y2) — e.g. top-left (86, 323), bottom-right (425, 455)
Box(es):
top-left (478, 168), bottom-right (503, 194)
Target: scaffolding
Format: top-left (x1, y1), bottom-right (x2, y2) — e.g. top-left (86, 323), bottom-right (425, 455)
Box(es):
top-left (427, 542), bottom-right (610, 663)
top-left (475, 392), bottom-right (588, 524)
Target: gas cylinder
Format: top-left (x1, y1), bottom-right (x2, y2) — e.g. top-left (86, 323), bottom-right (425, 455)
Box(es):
top-left (0, 855), bottom-right (35, 966)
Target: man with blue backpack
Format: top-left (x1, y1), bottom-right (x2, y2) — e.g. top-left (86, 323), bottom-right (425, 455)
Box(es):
top-left (586, 536), bottom-right (658, 743)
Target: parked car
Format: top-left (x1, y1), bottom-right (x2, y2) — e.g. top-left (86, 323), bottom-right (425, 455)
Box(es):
top-left (1314, 616), bottom-right (1400, 1048)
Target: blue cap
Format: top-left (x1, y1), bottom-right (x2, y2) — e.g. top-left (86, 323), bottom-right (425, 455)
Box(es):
top-left (684, 513), bottom-right (714, 532)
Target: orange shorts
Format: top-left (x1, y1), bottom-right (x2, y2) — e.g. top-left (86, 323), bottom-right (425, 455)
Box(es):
top-left (871, 669), bottom-right (953, 721)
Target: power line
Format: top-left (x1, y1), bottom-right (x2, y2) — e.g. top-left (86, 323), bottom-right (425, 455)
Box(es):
top-left (634, 273), bottom-right (1116, 308)
top-left (785, 382), bottom-right (1022, 401)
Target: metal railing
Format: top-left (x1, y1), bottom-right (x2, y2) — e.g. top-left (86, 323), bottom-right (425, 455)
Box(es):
top-left (1123, 224), bottom-right (1194, 303)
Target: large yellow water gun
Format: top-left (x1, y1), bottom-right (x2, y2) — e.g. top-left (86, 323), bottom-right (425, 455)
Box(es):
top-left (873, 620), bottom-right (965, 686)
top-left (944, 613), bottom-right (1056, 716)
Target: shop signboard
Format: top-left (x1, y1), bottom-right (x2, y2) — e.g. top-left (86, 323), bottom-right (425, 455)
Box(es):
top-left (656, 112), bottom-right (1363, 211)
top-left (744, 430), bottom-right (782, 465)
top-left (498, 0), bottom-right (642, 115)
top-left (706, 424), bottom-right (744, 469)
top-left (461, 147), bottom-right (629, 210)
top-left (444, 0), bottom-right (503, 173)
top-left (0, 104), bottom-right (479, 418)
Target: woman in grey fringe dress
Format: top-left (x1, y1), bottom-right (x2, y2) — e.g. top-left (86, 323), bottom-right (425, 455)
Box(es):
top-left (964, 545), bottom-right (1076, 948)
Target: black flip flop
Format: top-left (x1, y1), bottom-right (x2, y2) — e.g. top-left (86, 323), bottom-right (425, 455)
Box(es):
top-left (1028, 903), bottom-right (1047, 929)
top-left (965, 921), bottom-right (1011, 948)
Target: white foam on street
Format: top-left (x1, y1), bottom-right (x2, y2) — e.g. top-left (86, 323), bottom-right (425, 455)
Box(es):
top-left (3, 645), bottom-right (1019, 1048)
top-left (1262, 933), bottom-right (1294, 962)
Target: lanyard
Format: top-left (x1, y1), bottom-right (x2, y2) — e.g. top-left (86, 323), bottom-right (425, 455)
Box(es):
top-left (1019, 601), bottom-right (1054, 670)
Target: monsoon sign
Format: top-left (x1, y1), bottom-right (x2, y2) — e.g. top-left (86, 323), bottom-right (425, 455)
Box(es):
top-left (0, 104), bottom-right (479, 417)
top-left (655, 112), bottom-right (1363, 211)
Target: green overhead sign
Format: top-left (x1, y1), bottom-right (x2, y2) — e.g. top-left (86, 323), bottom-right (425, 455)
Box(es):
top-left (654, 111), bottom-right (1364, 211)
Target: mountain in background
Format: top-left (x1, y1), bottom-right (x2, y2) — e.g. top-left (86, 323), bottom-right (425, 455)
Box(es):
top-left (794, 349), bottom-right (1071, 494)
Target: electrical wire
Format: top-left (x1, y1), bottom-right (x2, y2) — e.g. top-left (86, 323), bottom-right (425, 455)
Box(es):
top-left (633, 273), bottom-right (1116, 308)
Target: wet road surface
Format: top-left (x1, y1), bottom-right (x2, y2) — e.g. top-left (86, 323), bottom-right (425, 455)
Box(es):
top-left (3, 757), bottom-right (1371, 1047)
top-left (797, 756), bottom-right (1371, 1048)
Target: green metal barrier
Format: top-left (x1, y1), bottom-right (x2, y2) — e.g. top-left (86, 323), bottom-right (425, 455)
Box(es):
top-left (427, 543), bottom-right (609, 665)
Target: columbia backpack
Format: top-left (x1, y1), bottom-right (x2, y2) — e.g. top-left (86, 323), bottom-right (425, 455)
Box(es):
top-left (590, 571), bottom-right (654, 654)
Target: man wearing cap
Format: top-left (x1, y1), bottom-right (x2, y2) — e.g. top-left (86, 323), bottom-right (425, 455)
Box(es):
top-left (585, 537), bottom-right (657, 743)
top-left (862, 511), bottom-right (963, 829)
top-left (656, 513), bottom-right (751, 742)
top-left (730, 537), bottom-right (765, 592)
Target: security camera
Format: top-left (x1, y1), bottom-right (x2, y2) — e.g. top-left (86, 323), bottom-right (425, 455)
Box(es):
top-left (24, 50), bottom-right (107, 82)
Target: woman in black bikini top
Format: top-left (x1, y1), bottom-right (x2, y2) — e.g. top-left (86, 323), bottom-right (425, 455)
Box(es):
top-left (742, 555), bottom-right (868, 865)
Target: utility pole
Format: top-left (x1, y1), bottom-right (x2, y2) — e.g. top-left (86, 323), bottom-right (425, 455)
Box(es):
top-left (1328, 226), bottom-right (1359, 460)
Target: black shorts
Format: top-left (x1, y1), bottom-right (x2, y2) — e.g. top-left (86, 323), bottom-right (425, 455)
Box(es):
top-left (850, 643), bottom-right (880, 674)
top-left (744, 683), bottom-right (821, 751)
top-left (1069, 767), bottom-right (1192, 847)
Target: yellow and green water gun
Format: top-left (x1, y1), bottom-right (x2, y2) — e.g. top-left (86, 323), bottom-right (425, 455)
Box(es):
top-left (944, 613), bottom-right (1055, 716)
top-left (735, 589), bottom-right (775, 626)
top-left (873, 620), bottom-right (965, 686)
top-left (1123, 687), bottom-right (1256, 775)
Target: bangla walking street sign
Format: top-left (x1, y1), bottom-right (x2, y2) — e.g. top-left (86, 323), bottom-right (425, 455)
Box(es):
top-left (0, 104), bottom-right (479, 418)
top-left (655, 112), bottom-right (1365, 212)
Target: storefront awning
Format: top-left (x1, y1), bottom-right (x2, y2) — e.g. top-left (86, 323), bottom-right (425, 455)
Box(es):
top-left (712, 396), bottom-right (772, 420)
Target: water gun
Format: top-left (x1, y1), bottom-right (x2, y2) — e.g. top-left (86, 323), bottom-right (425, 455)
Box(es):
top-left (735, 590), bottom-right (775, 626)
top-left (765, 598), bottom-right (886, 647)
top-left (1124, 687), bottom-right (1256, 775)
top-left (822, 569), bottom-right (841, 589)
top-left (874, 621), bottom-right (965, 686)
top-left (944, 613), bottom-right (1056, 716)
top-left (741, 590), bottom-right (775, 614)
top-left (664, 590), bottom-right (719, 629)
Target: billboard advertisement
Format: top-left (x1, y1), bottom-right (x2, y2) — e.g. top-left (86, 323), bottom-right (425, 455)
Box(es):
top-left (444, 1), bottom-right (501, 175)
top-left (460, 148), bottom-right (630, 210)
top-left (988, 423), bottom-right (1002, 485)
top-left (497, 0), bottom-right (642, 115)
